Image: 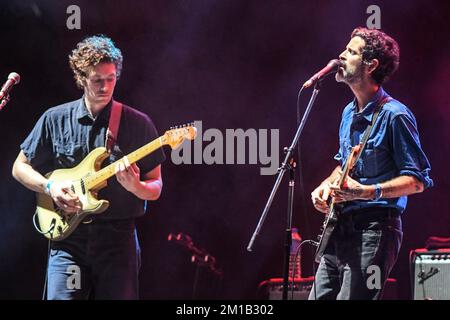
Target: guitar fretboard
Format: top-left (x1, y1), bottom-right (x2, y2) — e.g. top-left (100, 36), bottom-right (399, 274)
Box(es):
top-left (84, 137), bottom-right (164, 190)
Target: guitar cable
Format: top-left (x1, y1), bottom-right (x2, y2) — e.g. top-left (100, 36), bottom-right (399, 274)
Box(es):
top-left (290, 239), bottom-right (318, 300)
top-left (42, 239), bottom-right (51, 300)
top-left (32, 213), bottom-right (56, 235)
top-left (312, 249), bottom-right (318, 300)
top-left (32, 213), bottom-right (55, 299)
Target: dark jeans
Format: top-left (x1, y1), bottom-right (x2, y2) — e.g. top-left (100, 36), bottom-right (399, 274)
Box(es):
top-left (309, 208), bottom-right (403, 300)
top-left (47, 218), bottom-right (140, 300)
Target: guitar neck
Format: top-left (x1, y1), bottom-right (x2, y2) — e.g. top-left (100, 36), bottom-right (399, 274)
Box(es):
top-left (338, 144), bottom-right (361, 188)
top-left (338, 162), bottom-right (351, 188)
top-left (86, 137), bottom-right (164, 190)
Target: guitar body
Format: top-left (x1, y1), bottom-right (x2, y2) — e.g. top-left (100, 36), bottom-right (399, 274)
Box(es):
top-left (314, 203), bottom-right (339, 263)
top-left (36, 147), bottom-right (110, 241)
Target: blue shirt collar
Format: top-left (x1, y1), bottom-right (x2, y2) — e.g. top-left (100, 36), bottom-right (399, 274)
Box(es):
top-left (351, 87), bottom-right (388, 123)
top-left (76, 96), bottom-right (113, 124)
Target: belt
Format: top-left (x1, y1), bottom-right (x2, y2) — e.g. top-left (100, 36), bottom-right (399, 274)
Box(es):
top-left (341, 207), bottom-right (400, 221)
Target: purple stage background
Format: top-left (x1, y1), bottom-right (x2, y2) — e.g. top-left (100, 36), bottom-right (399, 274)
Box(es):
top-left (0, 0), bottom-right (449, 299)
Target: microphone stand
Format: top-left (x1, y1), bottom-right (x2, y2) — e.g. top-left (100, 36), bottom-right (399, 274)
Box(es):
top-left (247, 80), bottom-right (323, 299)
top-left (282, 159), bottom-right (295, 300)
top-left (0, 94), bottom-right (10, 111)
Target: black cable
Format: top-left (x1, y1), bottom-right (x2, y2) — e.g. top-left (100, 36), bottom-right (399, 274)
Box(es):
top-left (295, 86), bottom-right (311, 236)
top-left (33, 212), bottom-right (56, 235)
top-left (289, 239), bottom-right (318, 300)
top-left (295, 85), bottom-right (316, 280)
top-left (312, 245), bottom-right (318, 300)
top-left (42, 239), bottom-right (52, 300)
top-left (33, 213), bottom-right (54, 300)
top-left (295, 84), bottom-right (320, 300)
top-left (409, 250), bottom-right (417, 300)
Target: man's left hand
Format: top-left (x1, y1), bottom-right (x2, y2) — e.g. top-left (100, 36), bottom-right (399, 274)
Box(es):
top-left (115, 157), bottom-right (142, 193)
top-left (330, 176), bottom-right (374, 203)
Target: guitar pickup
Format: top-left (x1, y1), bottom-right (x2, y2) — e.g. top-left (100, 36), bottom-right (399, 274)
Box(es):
top-left (80, 179), bottom-right (86, 195)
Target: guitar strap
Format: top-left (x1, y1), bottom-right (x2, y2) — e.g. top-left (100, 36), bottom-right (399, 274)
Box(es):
top-left (352, 96), bottom-right (392, 165)
top-left (105, 100), bottom-right (123, 154)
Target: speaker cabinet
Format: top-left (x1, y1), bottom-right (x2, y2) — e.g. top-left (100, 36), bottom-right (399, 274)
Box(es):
top-left (411, 248), bottom-right (450, 300)
top-left (258, 277), bottom-right (314, 300)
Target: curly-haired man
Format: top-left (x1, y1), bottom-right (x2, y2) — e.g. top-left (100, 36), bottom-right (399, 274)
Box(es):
top-left (12, 35), bottom-right (165, 299)
top-left (309, 27), bottom-right (433, 299)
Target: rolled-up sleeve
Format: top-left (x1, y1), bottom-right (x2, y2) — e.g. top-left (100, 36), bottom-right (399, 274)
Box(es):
top-left (334, 147), bottom-right (343, 164)
top-left (391, 113), bottom-right (433, 189)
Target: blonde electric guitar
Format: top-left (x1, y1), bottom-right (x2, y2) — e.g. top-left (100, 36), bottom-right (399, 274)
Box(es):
top-left (35, 125), bottom-right (197, 241)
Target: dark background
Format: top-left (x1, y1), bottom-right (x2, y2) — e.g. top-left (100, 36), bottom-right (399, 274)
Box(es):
top-left (0, 0), bottom-right (448, 299)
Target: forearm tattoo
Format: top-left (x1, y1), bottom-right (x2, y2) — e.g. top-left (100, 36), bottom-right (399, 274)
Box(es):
top-left (381, 176), bottom-right (423, 199)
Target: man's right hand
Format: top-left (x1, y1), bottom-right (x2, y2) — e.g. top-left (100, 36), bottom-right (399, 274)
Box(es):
top-left (47, 180), bottom-right (81, 213)
top-left (311, 181), bottom-right (332, 214)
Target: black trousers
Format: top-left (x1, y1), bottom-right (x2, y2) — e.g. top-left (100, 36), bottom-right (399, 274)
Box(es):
top-left (309, 207), bottom-right (403, 300)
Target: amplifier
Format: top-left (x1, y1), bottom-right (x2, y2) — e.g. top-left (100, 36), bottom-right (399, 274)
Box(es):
top-left (411, 248), bottom-right (450, 300)
top-left (258, 277), bottom-right (314, 300)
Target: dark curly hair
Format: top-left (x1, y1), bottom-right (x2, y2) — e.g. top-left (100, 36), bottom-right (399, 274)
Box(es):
top-left (69, 35), bottom-right (123, 88)
top-left (351, 27), bottom-right (400, 85)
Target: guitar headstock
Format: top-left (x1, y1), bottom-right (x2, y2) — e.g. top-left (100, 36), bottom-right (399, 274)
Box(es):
top-left (162, 124), bottom-right (197, 149)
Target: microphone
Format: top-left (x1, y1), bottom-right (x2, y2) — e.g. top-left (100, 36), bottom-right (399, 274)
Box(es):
top-left (0, 72), bottom-right (21, 100)
top-left (302, 59), bottom-right (342, 88)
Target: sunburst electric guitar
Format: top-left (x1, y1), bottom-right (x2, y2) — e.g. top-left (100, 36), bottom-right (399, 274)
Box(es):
top-left (314, 144), bottom-right (362, 263)
top-left (35, 125), bottom-right (197, 241)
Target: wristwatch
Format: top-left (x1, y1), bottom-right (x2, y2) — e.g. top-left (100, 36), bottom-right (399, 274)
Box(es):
top-left (374, 183), bottom-right (383, 201)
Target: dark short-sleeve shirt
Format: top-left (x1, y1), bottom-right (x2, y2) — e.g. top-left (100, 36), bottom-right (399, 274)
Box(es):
top-left (334, 87), bottom-right (433, 214)
top-left (20, 97), bottom-right (166, 220)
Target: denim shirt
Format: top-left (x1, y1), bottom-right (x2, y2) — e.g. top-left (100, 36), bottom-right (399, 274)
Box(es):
top-left (20, 97), bottom-right (166, 219)
top-left (334, 88), bottom-right (433, 213)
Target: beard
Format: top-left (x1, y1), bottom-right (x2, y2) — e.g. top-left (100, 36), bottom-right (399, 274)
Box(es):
top-left (335, 64), bottom-right (365, 85)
